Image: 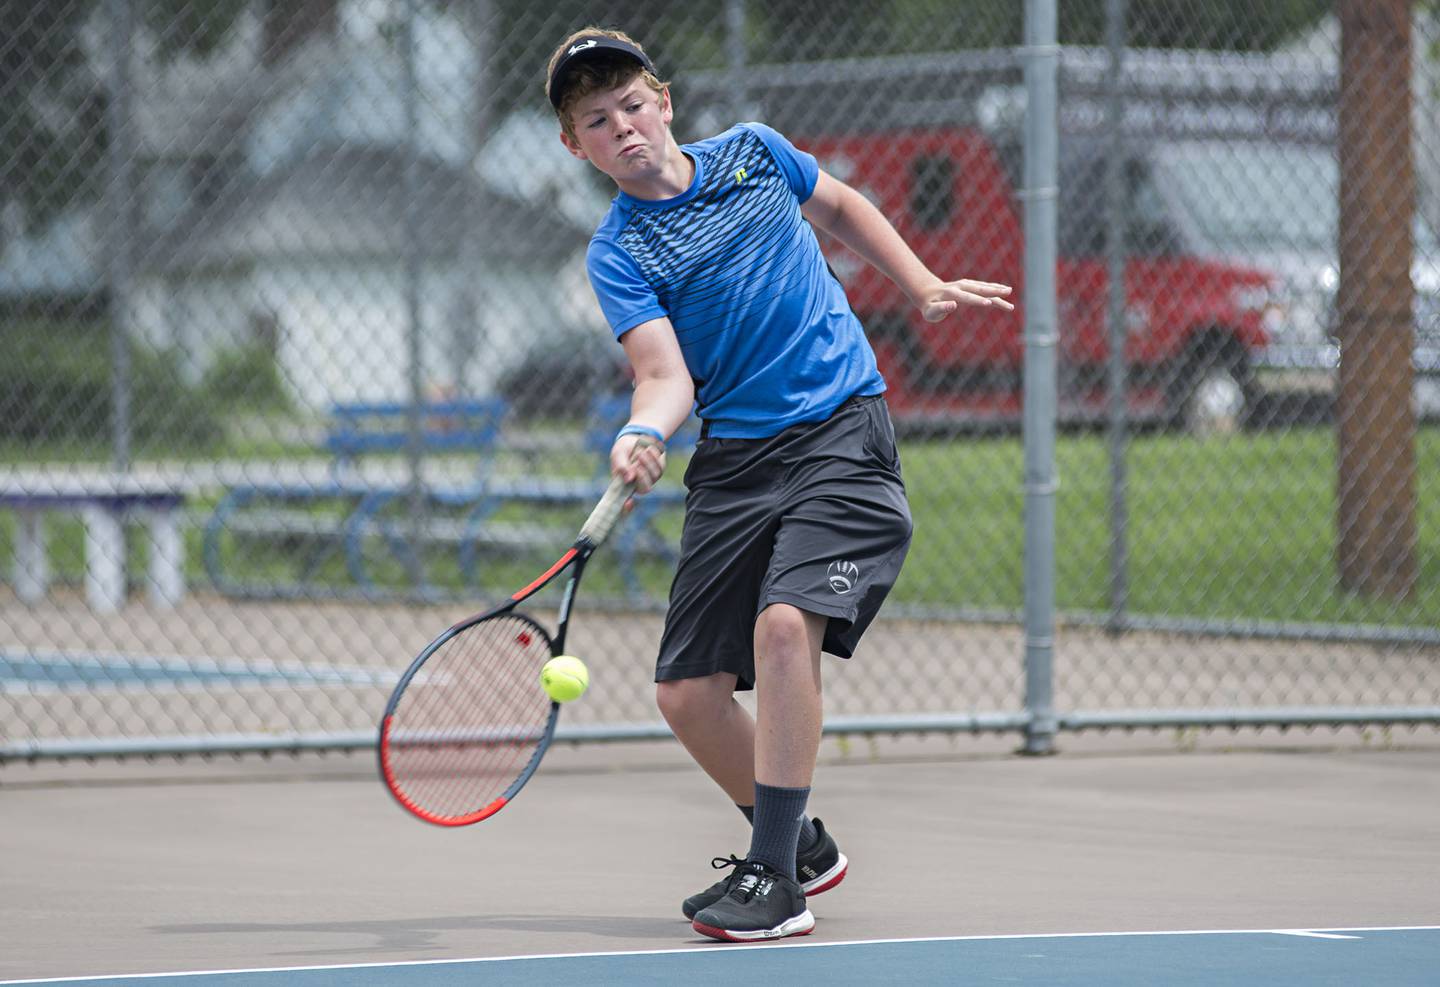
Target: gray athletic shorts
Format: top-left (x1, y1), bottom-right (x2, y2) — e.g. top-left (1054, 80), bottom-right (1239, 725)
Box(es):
top-left (655, 393), bottom-right (913, 690)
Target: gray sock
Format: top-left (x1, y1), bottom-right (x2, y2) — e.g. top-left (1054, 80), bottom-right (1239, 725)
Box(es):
top-left (737, 802), bottom-right (819, 851)
top-left (746, 782), bottom-right (811, 880)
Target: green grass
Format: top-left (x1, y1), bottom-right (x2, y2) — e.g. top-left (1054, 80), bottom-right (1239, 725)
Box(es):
top-left (6, 426), bottom-right (1438, 628)
top-left (897, 426), bottom-right (1440, 626)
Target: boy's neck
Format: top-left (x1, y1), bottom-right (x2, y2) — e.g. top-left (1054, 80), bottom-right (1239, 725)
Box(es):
top-left (616, 145), bottom-right (695, 202)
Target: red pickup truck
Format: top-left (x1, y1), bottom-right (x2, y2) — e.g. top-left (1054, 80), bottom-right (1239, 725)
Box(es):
top-left (801, 126), bottom-right (1279, 431)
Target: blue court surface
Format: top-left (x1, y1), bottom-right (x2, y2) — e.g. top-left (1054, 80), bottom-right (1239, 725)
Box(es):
top-left (4, 927), bottom-right (1437, 986)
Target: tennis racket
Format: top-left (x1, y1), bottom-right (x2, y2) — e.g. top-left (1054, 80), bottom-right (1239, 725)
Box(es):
top-left (378, 456), bottom-right (647, 826)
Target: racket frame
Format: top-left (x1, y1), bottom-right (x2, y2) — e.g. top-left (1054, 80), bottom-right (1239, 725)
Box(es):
top-left (377, 458), bottom-right (643, 826)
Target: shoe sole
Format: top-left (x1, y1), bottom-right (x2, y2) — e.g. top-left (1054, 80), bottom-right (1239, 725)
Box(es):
top-left (800, 851), bottom-right (848, 897)
top-left (692, 908), bottom-right (816, 943)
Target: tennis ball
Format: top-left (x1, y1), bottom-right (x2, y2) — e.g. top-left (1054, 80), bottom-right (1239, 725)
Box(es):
top-left (540, 655), bottom-right (589, 703)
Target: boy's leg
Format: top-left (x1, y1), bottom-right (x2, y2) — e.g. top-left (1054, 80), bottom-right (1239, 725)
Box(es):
top-left (689, 603), bottom-right (827, 942)
top-left (752, 603), bottom-right (826, 787)
top-left (655, 672), bottom-right (821, 846)
top-left (747, 603), bottom-right (826, 877)
top-left (664, 660), bottom-right (843, 923)
top-left (656, 671), bottom-right (755, 804)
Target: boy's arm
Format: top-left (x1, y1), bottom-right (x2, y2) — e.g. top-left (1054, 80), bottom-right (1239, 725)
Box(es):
top-left (800, 170), bottom-right (1014, 321)
top-left (612, 316), bottom-right (694, 493)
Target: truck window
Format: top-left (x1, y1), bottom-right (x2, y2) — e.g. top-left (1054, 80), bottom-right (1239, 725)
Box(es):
top-left (1057, 152), bottom-right (1180, 258)
top-left (909, 154), bottom-right (955, 231)
top-left (1125, 159), bottom-right (1181, 257)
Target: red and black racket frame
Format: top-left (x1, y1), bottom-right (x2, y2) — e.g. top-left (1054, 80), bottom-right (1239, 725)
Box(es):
top-left (377, 539), bottom-right (595, 826)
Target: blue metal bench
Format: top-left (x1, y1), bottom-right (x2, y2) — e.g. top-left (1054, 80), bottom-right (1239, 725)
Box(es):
top-left (203, 398), bottom-right (510, 595)
top-left (325, 399), bottom-right (509, 469)
top-left (204, 396), bottom-right (694, 598)
top-left (452, 396), bottom-right (696, 595)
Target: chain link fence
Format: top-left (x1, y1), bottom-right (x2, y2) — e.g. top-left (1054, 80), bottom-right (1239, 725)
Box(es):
top-left (2, 0), bottom-right (1438, 760)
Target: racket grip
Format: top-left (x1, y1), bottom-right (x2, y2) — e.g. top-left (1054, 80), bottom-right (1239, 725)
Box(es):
top-left (579, 437), bottom-right (659, 547)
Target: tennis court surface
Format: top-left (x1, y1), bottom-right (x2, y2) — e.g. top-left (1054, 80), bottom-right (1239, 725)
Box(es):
top-left (3, 738), bottom-right (1437, 984)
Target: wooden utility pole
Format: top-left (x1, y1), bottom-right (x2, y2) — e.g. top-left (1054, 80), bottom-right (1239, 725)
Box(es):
top-left (1336, 0), bottom-right (1418, 599)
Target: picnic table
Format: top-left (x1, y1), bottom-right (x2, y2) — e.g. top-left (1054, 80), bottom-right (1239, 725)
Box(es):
top-left (0, 471), bottom-right (188, 613)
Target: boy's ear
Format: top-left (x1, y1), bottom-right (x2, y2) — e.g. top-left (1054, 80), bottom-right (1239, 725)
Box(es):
top-left (559, 127), bottom-right (588, 161)
top-left (660, 87), bottom-right (673, 127)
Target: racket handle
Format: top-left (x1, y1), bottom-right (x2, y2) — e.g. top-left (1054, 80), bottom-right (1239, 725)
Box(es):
top-left (578, 437), bottom-right (659, 548)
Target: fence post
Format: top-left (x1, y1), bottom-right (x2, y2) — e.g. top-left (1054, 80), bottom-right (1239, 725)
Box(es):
top-left (1021, 0), bottom-right (1059, 755)
top-left (725, 0), bottom-right (747, 123)
top-left (402, 0), bottom-right (426, 584)
top-left (105, 0), bottom-right (136, 472)
top-left (1104, 0), bottom-right (1130, 632)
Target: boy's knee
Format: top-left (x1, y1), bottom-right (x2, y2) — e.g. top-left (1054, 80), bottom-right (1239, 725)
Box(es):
top-left (754, 604), bottom-right (819, 663)
top-left (655, 679), bottom-right (684, 721)
top-left (656, 676), bottom-right (719, 724)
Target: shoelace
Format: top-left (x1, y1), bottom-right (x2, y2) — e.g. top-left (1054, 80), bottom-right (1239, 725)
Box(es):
top-left (707, 857), bottom-right (772, 903)
top-left (707, 855), bottom-right (746, 896)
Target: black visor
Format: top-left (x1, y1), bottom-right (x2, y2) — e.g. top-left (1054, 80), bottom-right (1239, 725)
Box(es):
top-left (548, 36), bottom-right (656, 109)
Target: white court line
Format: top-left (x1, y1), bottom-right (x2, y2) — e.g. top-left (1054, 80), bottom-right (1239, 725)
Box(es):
top-left (2, 925), bottom-right (1436, 985)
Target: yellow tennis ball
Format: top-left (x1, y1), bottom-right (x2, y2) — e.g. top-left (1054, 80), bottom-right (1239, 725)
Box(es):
top-left (540, 655), bottom-right (589, 703)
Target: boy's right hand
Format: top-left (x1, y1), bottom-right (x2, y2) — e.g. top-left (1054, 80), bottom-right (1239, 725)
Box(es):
top-left (611, 434), bottom-right (667, 508)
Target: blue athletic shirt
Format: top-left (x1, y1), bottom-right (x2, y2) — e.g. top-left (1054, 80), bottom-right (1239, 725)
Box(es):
top-left (585, 122), bottom-right (886, 439)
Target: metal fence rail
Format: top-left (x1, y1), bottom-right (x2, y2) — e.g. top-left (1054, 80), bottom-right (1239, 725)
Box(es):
top-left (2, 0), bottom-right (1438, 761)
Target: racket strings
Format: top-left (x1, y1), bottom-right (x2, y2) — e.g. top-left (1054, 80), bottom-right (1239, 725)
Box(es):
top-left (383, 614), bottom-right (555, 822)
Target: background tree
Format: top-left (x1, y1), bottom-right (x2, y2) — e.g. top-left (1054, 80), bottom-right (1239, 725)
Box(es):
top-left (0, 0), bottom-right (247, 247)
top-left (1060, 0), bottom-right (1333, 49)
top-left (0, 0), bottom-right (1402, 252)
top-left (0, 1), bottom-right (106, 236)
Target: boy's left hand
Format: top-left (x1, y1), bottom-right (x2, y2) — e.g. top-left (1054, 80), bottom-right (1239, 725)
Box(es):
top-left (919, 279), bottom-right (1015, 322)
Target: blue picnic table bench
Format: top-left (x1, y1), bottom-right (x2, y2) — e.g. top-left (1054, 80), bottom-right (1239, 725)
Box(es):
top-left (203, 396), bottom-right (695, 598)
top-left (325, 398), bottom-right (511, 465)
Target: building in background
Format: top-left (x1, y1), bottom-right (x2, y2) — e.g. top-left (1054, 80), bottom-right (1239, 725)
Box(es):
top-left (1, 0), bottom-right (601, 411)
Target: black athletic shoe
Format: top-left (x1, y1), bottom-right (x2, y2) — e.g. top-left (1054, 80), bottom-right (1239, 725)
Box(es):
top-left (681, 818), bottom-right (848, 920)
top-left (691, 859), bottom-right (814, 942)
top-left (794, 817), bottom-right (848, 895)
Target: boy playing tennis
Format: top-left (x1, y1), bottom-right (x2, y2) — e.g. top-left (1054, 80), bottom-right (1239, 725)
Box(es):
top-left (545, 28), bottom-right (1013, 942)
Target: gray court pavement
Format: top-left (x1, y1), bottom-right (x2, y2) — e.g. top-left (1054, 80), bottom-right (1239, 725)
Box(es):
top-left (8, 588), bottom-right (1434, 753)
top-left (2, 736), bottom-right (1438, 981)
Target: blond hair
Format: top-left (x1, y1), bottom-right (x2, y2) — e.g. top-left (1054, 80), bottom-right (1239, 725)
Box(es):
top-left (545, 27), bottom-right (668, 140)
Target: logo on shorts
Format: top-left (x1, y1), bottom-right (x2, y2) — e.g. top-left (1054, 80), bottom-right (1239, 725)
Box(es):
top-left (827, 560), bottom-right (860, 594)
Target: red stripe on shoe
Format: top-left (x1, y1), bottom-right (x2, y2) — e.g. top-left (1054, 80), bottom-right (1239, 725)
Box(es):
top-left (691, 920), bottom-right (815, 943)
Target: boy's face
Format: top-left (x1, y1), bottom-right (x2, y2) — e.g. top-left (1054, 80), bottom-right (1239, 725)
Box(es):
top-left (560, 80), bottom-right (674, 185)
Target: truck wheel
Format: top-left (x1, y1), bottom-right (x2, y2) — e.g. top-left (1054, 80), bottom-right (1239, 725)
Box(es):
top-left (1171, 338), bottom-right (1252, 435)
